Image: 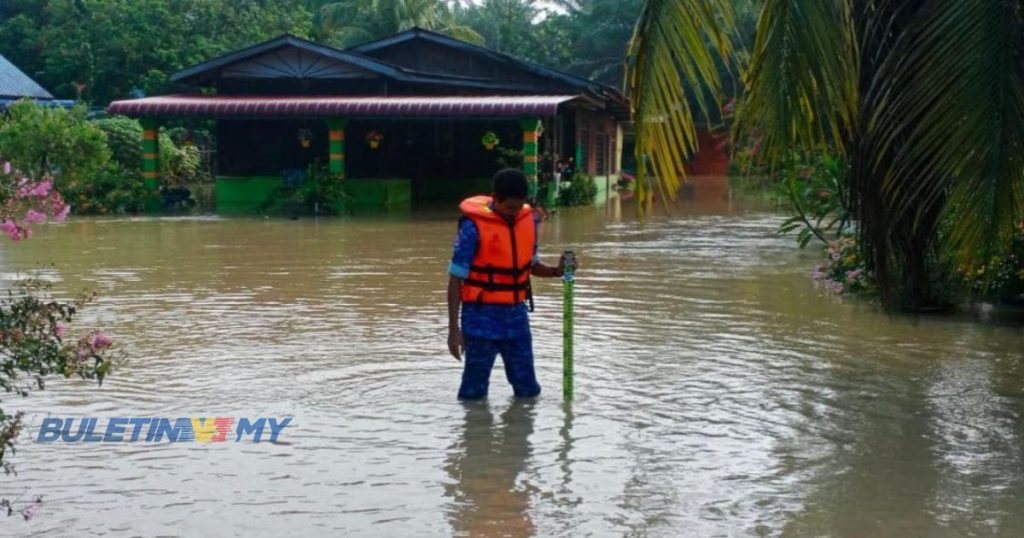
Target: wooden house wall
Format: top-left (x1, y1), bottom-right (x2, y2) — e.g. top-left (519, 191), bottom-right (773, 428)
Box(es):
top-left (362, 40), bottom-right (574, 93)
top-left (574, 109), bottom-right (620, 177)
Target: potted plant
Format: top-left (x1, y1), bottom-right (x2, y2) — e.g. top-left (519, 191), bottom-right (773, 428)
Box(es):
top-left (366, 130), bottom-right (384, 149)
top-left (481, 131), bottom-right (501, 151)
top-left (297, 128), bottom-right (312, 149)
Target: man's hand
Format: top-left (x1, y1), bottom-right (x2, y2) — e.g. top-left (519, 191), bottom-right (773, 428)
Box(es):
top-left (448, 328), bottom-right (465, 361)
top-left (448, 275), bottom-right (464, 361)
top-left (532, 255), bottom-right (580, 278)
top-left (557, 253), bottom-right (580, 276)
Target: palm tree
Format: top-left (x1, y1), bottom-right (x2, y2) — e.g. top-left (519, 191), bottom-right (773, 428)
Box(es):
top-left (626, 0), bottom-right (1024, 311)
top-left (554, 0), bottom-right (645, 86)
top-left (311, 0), bottom-right (483, 47)
top-left (453, 0), bottom-right (544, 60)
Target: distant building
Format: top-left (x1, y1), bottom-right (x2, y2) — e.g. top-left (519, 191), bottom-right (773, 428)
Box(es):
top-left (0, 53), bottom-right (70, 109)
top-left (108, 28), bottom-right (629, 213)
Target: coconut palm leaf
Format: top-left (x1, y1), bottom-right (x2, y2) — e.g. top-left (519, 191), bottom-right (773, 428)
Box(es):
top-left (625, 0), bottom-right (733, 215)
top-left (869, 0), bottom-right (1024, 270)
top-left (734, 0), bottom-right (858, 166)
top-left (318, 0), bottom-right (483, 46)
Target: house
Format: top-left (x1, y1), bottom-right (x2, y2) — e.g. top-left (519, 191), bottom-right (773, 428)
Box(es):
top-left (107, 29), bottom-right (629, 213)
top-left (0, 53), bottom-right (65, 108)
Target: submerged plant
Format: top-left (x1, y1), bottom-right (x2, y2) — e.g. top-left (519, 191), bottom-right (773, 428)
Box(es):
top-left (0, 161), bottom-right (117, 484)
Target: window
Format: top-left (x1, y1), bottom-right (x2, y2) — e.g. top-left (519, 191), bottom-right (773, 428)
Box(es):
top-left (595, 130), bottom-right (608, 175)
top-left (579, 125), bottom-right (590, 173)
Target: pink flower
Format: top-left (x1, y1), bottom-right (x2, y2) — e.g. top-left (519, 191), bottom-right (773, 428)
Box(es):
top-left (0, 220), bottom-right (20, 241)
top-left (30, 180), bottom-right (52, 197)
top-left (55, 323), bottom-right (65, 338)
top-left (25, 209), bottom-right (47, 224)
top-left (52, 203), bottom-right (70, 222)
top-left (92, 332), bottom-right (113, 349)
top-left (2, 162), bottom-right (10, 174)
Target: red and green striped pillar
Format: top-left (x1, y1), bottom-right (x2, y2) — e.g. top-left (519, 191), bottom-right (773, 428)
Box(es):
top-left (140, 119), bottom-right (160, 190)
top-left (327, 118), bottom-right (348, 177)
top-left (521, 118), bottom-right (542, 200)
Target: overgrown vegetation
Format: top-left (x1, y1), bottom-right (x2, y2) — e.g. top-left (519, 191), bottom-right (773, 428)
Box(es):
top-left (558, 171), bottom-right (598, 207)
top-left (259, 164), bottom-right (351, 216)
top-left (628, 0), bottom-right (1024, 313)
top-left (0, 1), bottom-right (648, 104)
top-left (0, 161), bottom-right (115, 493)
top-left (0, 102), bottom-right (202, 215)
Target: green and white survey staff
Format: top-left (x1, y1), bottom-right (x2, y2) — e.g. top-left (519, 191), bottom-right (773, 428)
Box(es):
top-left (562, 250), bottom-right (576, 400)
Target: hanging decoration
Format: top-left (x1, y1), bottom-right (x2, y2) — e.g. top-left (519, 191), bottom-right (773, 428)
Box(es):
top-left (297, 128), bottom-right (312, 149)
top-left (366, 129), bottom-right (384, 149)
top-left (481, 131), bottom-right (500, 151)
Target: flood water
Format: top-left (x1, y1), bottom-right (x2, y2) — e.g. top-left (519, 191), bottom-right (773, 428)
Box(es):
top-left (1, 192), bottom-right (1022, 537)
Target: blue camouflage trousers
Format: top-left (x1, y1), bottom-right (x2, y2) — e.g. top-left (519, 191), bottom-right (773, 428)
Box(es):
top-left (458, 335), bottom-right (541, 400)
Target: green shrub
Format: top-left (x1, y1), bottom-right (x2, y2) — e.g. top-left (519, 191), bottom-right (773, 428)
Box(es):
top-left (810, 236), bottom-right (877, 296)
top-left (0, 100), bottom-right (110, 185)
top-left (954, 222), bottom-right (1024, 305)
top-left (92, 116), bottom-right (201, 187)
top-left (558, 171), bottom-right (597, 207)
top-left (62, 165), bottom-right (150, 215)
top-left (259, 164), bottom-right (350, 216)
top-left (91, 116), bottom-right (143, 171)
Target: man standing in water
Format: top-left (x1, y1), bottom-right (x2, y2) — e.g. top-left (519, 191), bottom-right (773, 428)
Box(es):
top-left (447, 169), bottom-right (570, 400)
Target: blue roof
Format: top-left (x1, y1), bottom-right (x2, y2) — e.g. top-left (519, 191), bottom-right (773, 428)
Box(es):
top-left (0, 53), bottom-right (53, 99)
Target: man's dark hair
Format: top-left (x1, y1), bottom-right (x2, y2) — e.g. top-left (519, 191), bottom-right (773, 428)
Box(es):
top-left (492, 168), bottom-right (529, 201)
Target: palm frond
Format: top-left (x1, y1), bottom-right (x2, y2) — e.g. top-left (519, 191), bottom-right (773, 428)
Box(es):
top-left (625, 0), bottom-right (734, 215)
top-left (734, 0), bottom-right (858, 168)
top-left (869, 0), bottom-right (1024, 269)
top-left (441, 24), bottom-right (486, 45)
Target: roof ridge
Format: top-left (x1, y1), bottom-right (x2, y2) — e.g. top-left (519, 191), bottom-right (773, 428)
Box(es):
top-left (349, 28), bottom-right (624, 100)
top-left (170, 33), bottom-right (408, 84)
top-left (0, 52), bottom-right (54, 100)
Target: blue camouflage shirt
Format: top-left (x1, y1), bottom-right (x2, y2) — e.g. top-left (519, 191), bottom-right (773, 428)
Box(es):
top-left (449, 212), bottom-right (539, 340)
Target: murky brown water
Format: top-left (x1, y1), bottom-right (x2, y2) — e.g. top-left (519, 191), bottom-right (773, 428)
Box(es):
top-left (1, 194), bottom-right (1023, 537)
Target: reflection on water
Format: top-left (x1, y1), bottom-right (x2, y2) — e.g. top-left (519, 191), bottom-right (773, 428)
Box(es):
top-left (446, 400), bottom-right (536, 538)
top-left (0, 192), bottom-right (1020, 537)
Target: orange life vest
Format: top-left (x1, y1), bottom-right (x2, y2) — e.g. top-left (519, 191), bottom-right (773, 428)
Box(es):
top-left (459, 195), bottom-right (536, 306)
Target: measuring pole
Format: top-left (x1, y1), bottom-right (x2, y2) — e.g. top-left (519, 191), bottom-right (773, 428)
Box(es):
top-left (562, 250), bottom-right (576, 400)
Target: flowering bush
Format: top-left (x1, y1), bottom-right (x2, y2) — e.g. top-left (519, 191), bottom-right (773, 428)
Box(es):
top-left (616, 171), bottom-right (636, 193)
top-left (0, 163), bottom-right (71, 240)
top-left (0, 160), bottom-right (116, 517)
top-left (956, 221), bottom-right (1024, 305)
top-left (810, 236), bottom-right (876, 295)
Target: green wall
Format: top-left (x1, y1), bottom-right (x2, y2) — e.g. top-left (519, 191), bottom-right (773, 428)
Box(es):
top-left (347, 178), bottom-right (412, 208)
top-left (214, 176), bottom-right (413, 214)
top-left (215, 176), bottom-right (282, 214)
top-left (594, 175), bottom-right (612, 204)
top-left (419, 177), bottom-right (492, 202)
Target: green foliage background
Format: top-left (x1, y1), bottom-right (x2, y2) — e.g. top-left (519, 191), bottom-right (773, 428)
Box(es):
top-left (0, 0), bottom-right (652, 104)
